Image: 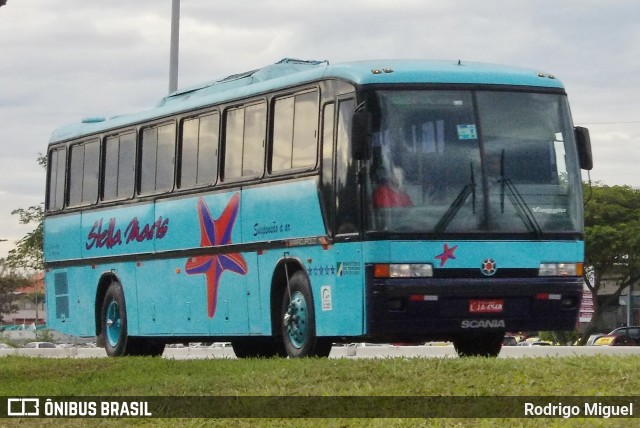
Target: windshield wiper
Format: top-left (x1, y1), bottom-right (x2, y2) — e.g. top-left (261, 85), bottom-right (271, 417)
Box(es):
top-left (434, 162), bottom-right (476, 233)
top-left (498, 150), bottom-right (542, 236)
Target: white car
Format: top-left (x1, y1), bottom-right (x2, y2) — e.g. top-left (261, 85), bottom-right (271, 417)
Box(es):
top-left (23, 342), bottom-right (56, 349)
top-left (517, 341), bottom-right (551, 346)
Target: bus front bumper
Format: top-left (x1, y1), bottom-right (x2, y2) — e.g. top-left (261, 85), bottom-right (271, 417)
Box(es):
top-left (366, 275), bottom-right (583, 342)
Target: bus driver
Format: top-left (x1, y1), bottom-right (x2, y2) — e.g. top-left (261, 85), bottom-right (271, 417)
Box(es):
top-left (373, 168), bottom-right (413, 208)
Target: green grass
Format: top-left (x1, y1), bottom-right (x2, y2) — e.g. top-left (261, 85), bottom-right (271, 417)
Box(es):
top-left (1, 355), bottom-right (639, 427)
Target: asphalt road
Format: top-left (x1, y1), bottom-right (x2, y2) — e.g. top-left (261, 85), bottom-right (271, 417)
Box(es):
top-left (3, 344), bottom-right (640, 359)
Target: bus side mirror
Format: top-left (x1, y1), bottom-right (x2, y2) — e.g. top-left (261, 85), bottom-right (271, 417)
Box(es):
top-left (575, 126), bottom-right (593, 170)
top-left (351, 111), bottom-right (371, 160)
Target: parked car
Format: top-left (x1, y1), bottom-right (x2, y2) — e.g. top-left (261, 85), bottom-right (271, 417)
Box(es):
top-left (502, 335), bottom-right (518, 346)
top-left (517, 341), bottom-right (551, 346)
top-left (594, 334), bottom-right (636, 346)
top-left (608, 326), bottom-right (640, 344)
top-left (56, 343), bottom-right (76, 349)
top-left (586, 333), bottom-right (607, 346)
top-left (23, 342), bottom-right (56, 349)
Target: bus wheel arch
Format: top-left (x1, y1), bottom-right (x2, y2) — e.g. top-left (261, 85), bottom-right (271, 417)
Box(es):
top-left (272, 262), bottom-right (331, 358)
top-left (229, 260), bottom-right (302, 359)
top-left (96, 274), bottom-right (164, 357)
top-left (270, 259), bottom-right (304, 341)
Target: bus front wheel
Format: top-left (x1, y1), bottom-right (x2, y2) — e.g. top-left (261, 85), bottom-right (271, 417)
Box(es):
top-left (453, 332), bottom-right (504, 357)
top-left (280, 271), bottom-right (332, 358)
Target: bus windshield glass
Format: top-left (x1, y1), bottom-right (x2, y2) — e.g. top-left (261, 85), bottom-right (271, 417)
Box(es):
top-left (367, 89), bottom-right (582, 235)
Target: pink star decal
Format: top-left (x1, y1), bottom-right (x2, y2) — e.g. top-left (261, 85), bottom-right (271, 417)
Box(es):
top-left (435, 243), bottom-right (458, 267)
top-left (185, 194), bottom-right (248, 318)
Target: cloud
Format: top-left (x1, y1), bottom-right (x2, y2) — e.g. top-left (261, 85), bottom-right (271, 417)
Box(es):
top-left (1, 0), bottom-right (640, 257)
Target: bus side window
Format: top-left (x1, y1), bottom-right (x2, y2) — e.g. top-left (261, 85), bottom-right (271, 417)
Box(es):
top-left (224, 107), bottom-right (244, 180)
top-left (335, 98), bottom-right (359, 236)
top-left (68, 139), bottom-right (99, 207)
top-left (272, 89), bottom-right (319, 172)
top-left (242, 103), bottom-right (266, 177)
top-left (223, 102), bottom-right (266, 181)
top-left (321, 103), bottom-right (335, 234)
top-left (103, 132), bottom-right (136, 201)
top-left (140, 123), bottom-right (176, 194)
top-left (180, 113), bottom-right (219, 189)
top-left (47, 147), bottom-right (67, 211)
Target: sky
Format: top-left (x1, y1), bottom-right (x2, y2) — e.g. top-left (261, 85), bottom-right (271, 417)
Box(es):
top-left (0, 0), bottom-right (639, 259)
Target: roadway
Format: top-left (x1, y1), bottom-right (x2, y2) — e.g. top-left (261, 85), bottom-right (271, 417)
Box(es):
top-left (3, 344), bottom-right (640, 359)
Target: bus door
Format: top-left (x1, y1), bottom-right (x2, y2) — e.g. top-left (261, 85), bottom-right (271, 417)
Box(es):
top-left (327, 96), bottom-right (366, 336)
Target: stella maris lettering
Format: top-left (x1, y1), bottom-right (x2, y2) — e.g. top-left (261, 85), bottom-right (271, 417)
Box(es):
top-left (86, 216), bottom-right (169, 250)
top-left (125, 217), bottom-right (169, 243)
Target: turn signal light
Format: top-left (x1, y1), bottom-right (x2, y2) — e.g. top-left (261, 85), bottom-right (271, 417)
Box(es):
top-left (539, 263), bottom-right (583, 277)
top-left (374, 264), bottom-right (433, 278)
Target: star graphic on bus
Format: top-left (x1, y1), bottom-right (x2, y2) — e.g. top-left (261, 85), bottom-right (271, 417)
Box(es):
top-left (185, 194), bottom-right (248, 318)
top-left (435, 243), bottom-right (458, 267)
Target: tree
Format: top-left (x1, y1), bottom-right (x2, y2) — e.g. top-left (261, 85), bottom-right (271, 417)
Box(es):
top-left (0, 263), bottom-right (29, 323)
top-left (579, 183), bottom-right (640, 344)
top-left (6, 205), bottom-right (44, 272)
top-left (5, 154), bottom-right (47, 272)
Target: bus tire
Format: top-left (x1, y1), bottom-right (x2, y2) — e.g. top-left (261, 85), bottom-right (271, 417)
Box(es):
top-left (280, 271), bottom-right (332, 358)
top-left (231, 337), bottom-right (287, 358)
top-left (453, 332), bottom-right (504, 357)
top-left (101, 282), bottom-right (166, 357)
top-left (101, 281), bottom-right (131, 357)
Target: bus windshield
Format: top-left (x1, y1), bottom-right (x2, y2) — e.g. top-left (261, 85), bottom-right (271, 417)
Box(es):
top-left (367, 89), bottom-right (582, 235)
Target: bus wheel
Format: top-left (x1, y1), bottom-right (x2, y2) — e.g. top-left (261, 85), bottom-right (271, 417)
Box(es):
top-left (101, 282), bottom-right (165, 357)
top-left (280, 271), bottom-right (332, 358)
top-left (453, 333), bottom-right (504, 357)
top-left (101, 281), bottom-right (130, 357)
top-left (231, 337), bottom-right (287, 358)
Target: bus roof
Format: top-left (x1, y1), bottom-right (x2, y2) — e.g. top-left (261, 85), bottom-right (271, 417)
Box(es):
top-left (49, 58), bottom-right (565, 144)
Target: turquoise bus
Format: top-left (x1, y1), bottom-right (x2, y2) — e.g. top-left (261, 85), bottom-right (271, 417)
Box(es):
top-left (45, 59), bottom-right (592, 357)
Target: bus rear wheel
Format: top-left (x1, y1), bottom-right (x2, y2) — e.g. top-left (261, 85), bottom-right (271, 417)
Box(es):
top-left (101, 281), bottom-right (131, 357)
top-left (453, 332), bottom-right (504, 357)
top-left (101, 281), bottom-right (164, 357)
top-left (280, 271), bottom-right (332, 358)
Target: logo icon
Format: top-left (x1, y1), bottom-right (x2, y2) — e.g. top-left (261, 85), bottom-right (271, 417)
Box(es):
top-left (480, 258), bottom-right (497, 276)
top-left (321, 286), bottom-right (332, 311)
top-left (435, 243), bottom-right (458, 267)
top-left (7, 398), bottom-right (40, 416)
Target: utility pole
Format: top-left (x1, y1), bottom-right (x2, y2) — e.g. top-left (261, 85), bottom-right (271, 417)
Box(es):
top-left (168, 0), bottom-right (180, 94)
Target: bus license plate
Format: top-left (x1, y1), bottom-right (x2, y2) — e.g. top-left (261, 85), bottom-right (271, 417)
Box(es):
top-left (469, 299), bottom-right (504, 313)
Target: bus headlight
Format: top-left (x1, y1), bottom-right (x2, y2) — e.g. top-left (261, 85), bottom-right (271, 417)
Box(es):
top-left (374, 264), bottom-right (433, 278)
top-left (539, 263), bottom-right (583, 277)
